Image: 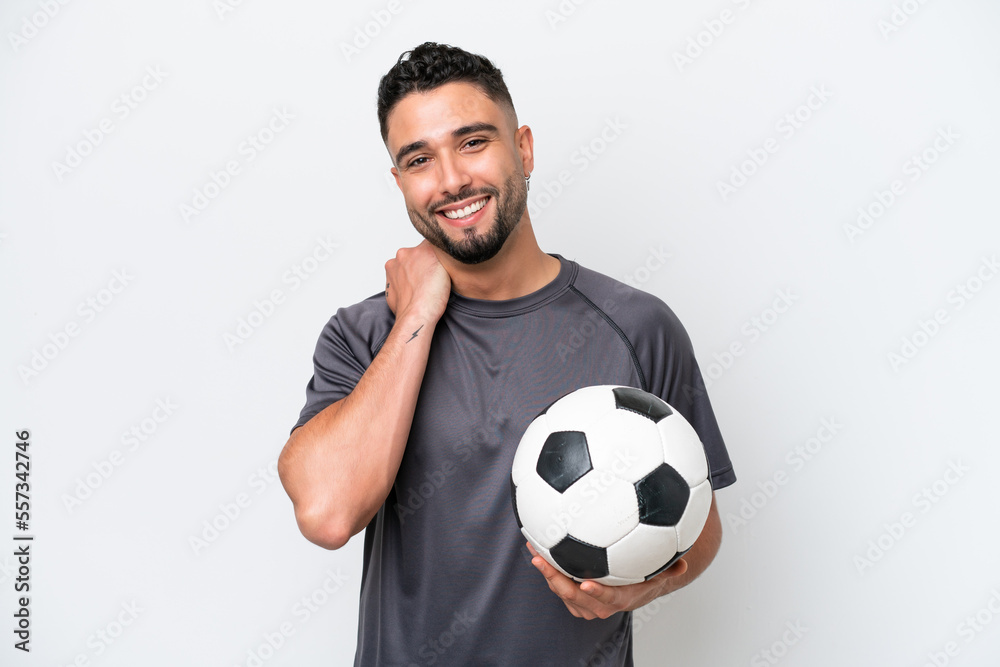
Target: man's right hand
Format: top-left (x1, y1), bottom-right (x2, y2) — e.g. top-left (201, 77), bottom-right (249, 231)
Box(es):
top-left (384, 240), bottom-right (451, 323)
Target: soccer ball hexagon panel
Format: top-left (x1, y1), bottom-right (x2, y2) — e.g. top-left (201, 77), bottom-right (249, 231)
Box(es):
top-left (510, 385), bottom-right (712, 586)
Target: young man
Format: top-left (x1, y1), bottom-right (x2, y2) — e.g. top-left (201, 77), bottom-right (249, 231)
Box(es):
top-left (278, 42), bottom-right (736, 666)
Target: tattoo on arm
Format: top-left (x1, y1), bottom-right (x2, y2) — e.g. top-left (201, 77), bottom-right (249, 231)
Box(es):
top-left (406, 324), bottom-right (424, 344)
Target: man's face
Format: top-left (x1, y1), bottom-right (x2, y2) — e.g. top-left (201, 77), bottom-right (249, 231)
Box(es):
top-left (386, 81), bottom-right (532, 265)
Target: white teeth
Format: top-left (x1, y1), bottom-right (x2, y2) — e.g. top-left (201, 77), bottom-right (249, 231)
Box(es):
top-left (443, 197), bottom-right (487, 219)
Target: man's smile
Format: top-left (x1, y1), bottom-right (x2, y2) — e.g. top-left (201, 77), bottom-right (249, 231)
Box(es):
top-left (436, 195), bottom-right (491, 226)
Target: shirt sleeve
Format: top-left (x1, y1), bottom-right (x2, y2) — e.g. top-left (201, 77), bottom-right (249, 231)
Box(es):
top-left (622, 293), bottom-right (737, 491)
top-left (291, 296), bottom-right (392, 434)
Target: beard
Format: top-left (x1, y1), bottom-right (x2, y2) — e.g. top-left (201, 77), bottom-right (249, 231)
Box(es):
top-left (406, 171), bottom-right (527, 265)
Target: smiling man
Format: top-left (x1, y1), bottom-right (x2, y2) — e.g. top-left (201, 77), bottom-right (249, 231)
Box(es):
top-left (278, 42), bottom-right (736, 666)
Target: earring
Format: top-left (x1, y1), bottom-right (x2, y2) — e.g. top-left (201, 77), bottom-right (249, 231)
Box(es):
top-left (525, 173), bottom-right (531, 191)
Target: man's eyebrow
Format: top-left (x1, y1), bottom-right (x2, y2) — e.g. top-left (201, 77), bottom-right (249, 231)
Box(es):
top-left (452, 122), bottom-right (499, 138)
top-left (394, 123), bottom-right (500, 167)
top-left (395, 140), bottom-right (427, 168)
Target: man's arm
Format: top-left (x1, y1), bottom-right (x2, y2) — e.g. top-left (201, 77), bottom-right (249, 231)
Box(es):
top-left (277, 241), bottom-right (450, 550)
top-left (527, 492), bottom-right (723, 620)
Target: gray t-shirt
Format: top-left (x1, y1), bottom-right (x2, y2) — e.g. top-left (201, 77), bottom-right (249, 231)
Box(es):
top-left (293, 255), bottom-right (735, 666)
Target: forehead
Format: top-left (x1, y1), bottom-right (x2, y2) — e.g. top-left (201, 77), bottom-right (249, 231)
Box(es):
top-left (385, 81), bottom-right (509, 152)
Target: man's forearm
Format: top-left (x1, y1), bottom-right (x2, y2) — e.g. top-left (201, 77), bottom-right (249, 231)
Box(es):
top-left (277, 310), bottom-right (437, 549)
top-left (657, 494), bottom-right (723, 598)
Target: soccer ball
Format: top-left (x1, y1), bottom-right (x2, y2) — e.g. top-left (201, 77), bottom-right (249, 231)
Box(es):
top-left (510, 385), bottom-right (712, 586)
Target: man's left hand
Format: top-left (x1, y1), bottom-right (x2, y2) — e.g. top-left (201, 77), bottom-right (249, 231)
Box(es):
top-left (526, 542), bottom-right (688, 620)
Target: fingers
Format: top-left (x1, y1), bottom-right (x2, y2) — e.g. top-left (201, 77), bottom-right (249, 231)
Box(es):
top-left (665, 558), bottom-right (689, 578)
top-left (525, 542), bottom-right (678, 618)
top-left (532, 557), bottom-right (596, 619)
top-left (383, 243), bottom-right (451, 322)
top-left (529, 553), bottom-right (578, 602)
top-left (526, 542), bottom-right (616, 620)
top-left (383, 272), bottom-right (397, 314)
top-left (579, 580), bottom-right (616, 604)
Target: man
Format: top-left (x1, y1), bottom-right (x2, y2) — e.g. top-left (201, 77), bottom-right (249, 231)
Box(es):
top-left (278, 42), bottom-right (736, 666)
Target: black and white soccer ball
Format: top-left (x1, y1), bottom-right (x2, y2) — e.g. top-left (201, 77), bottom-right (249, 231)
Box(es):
top-left (510, 385), bottom-right (712, 586)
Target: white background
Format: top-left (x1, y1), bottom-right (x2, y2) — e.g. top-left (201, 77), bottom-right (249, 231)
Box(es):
top-left (2, 0), bottom-right (999, 665)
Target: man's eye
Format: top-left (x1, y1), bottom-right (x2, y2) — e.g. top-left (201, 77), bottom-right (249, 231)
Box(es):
top-left (408, 157), bottom-right (429, 168)
top-left (465, 139), bottom-right (484, 148)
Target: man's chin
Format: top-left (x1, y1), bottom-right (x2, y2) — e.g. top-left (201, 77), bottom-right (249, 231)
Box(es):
top-left (438, 238), bottom-right (505, 265)
top-left (442, 218), bottom-right (520, 265)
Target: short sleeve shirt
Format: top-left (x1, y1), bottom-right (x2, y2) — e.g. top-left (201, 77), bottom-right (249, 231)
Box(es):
top-left (293, 255), bottom-right (735, 666)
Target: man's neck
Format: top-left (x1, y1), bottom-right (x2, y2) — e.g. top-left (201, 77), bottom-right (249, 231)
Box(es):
top-left (438, 219), bottom-right (562, 301)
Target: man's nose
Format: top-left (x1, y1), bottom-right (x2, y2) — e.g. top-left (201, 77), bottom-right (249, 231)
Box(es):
top-left (437, 154), bottom-right (472, 197)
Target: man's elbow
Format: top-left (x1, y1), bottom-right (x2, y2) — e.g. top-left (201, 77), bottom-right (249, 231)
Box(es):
top-left (278, 437), bottom-right (352, 550)
top-left (293, 505), bottom-right (353, 550)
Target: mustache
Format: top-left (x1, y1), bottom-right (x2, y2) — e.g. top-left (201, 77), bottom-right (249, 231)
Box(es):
top-left (428, 186), bottom-right (500, 212)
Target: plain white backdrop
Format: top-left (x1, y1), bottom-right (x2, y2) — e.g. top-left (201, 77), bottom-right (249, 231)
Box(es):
top-left (2, 0), bottom-right (999, 665)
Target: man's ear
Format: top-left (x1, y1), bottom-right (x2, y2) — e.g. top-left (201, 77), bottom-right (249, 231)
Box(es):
top-left (391, 166), bottom-right (402, 191)
top-left (516, 125), bottom-right (534, 177)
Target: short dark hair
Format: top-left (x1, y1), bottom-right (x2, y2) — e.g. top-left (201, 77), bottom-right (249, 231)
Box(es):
top-left (377, 42), bottom-right (517, 144)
